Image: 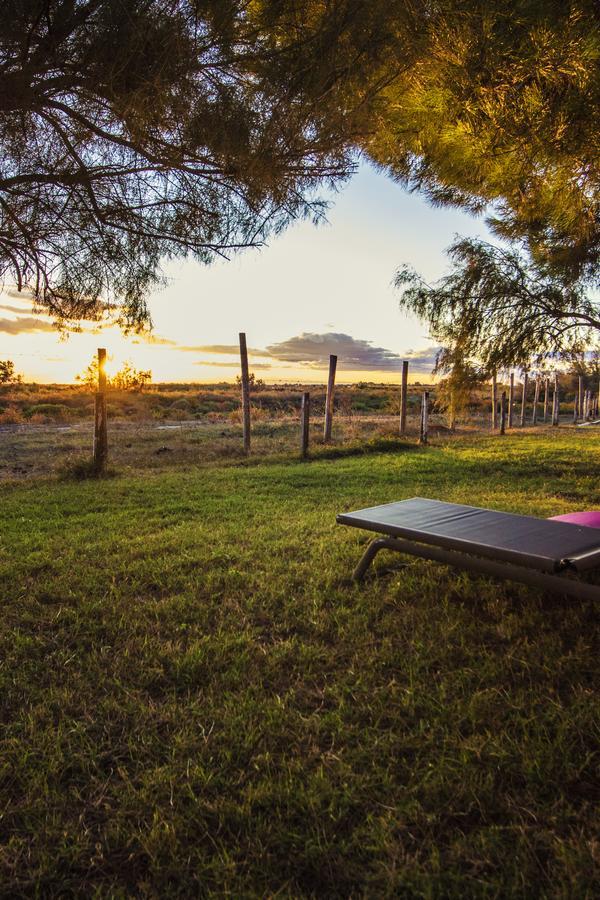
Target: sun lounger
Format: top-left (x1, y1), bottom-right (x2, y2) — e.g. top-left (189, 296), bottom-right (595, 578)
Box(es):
top-left (337, 498), bottom-right (600, 599)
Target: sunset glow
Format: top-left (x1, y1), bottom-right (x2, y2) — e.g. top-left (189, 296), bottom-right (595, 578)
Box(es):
top-left (1, 162), bottom-right (490, 384)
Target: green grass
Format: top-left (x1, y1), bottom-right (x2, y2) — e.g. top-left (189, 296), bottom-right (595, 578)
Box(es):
top-left (0, 431), bottom-right (598, 897)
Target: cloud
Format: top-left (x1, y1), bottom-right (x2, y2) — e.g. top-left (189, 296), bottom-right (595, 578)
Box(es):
top-left (0, 303), bottom-right (34, 315)
top-left (194, 360), bottom-right (272, 369)
top-left (3, 288), bottom-right (35, 303)
top-left (181, 332), bottom-right (441, 375)
top-left (404, 346), bottom-right (443, 373)
top-left (132, 333), bottom-right (178, 347)
top-left (181, 343), bottom-right (273, 357)
top-left (0, 316), bottom-right (57, 335)
top-left (265, 332), bottom-right (406, 371)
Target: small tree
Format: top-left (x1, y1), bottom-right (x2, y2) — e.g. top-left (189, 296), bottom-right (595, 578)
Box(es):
top-left (0, 360), bottom-right (20, 384)
top-left (433, 348), bottom-right (489, 428)
top-left (112, 361), bottom-right (152, 392)
top-left (235, 372), bottom-right (265, 391)
top-left (75, 357), bottom-right (152, 392)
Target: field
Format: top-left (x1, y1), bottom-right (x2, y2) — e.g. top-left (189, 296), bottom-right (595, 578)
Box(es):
top-left (1, 424), bottom-right (599, 897)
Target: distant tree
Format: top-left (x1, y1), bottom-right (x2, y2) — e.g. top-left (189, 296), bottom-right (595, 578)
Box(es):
top-left (0, 359), bottom-right (20, 383)
top-left (235, 372), bottom-right (265, 391)
top-left (396, 239), bottom-right (600, 373)
top-left (111, 362), bottom-right (152, 392)
top-left (75, 357), bottom-right (151, 391)
top-left (432, 348), bottom-right (489, 428)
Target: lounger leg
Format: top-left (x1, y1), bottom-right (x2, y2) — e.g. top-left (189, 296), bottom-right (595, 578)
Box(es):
top-left (352, 537), bottom-right (399, 581)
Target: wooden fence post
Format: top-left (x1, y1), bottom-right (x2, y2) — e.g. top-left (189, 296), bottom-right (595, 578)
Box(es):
top-left (93, 347), bottom-right (108, 471)
top-left (239, 332), bottom-right (251, 454)
top-left (491, 372), bottom-right (497, 430)
top-left (323, 354), bottom-right (337, 443)
top-left (531, 377), bottom-right (540, 425)
top-left (508, 372), bottom-right (514, 428)
top-left (552, 372), bottom-right (559, 426)
top-left (419, 391), bottom-right (429, 445)
top-left (400, 360), bottom-right (408, 435)
top-left (500, 391), bottom-right (507, 435)
top-left (520, 372), bottom-right (528, 426)
top-left (300, 392), bottom-right (310, 458)
top-left (543, 377), bottom-right (550, 422)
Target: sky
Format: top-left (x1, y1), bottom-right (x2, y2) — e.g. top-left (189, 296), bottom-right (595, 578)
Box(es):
top-left (0, 160), bottom-right (492, 384)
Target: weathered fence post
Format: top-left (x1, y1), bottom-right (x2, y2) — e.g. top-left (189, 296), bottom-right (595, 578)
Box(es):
top-left (531, 377), bottom-right (540, 425)
top-left (577, 375), bottom-right (583, 420)
top-left (323, 354), bottom-right (337, 443)
top-left (491, 371), bottom-right (497, 430)
top-left (520, 372), bottom-right (528, 426)
top-left (300, 392), bottom-right (310, 458)
top-left (508, 372), bottom-right (514, 428)
top-left (573, 396), bottom-right (579, 424)
top-left (400, 360), bottom-right (408, 435)
top-left (239, 332), bottom-right (251, 454)
top-left (419, 391), bottom-right (429, 445)
top-left (552, 372), bottom-right (560, 426)
top-left (543, 377), bottom-right (550, 422)
top-left (93, 347), bottom-right (108, 471)
top-left (500, 391), bottom-right (507, 435)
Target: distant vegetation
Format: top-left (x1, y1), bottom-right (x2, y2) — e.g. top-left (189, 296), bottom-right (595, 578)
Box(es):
top-left (0, 370), bottom-right (596, 429)
top-left (0, 360), bottom-right (20, 384)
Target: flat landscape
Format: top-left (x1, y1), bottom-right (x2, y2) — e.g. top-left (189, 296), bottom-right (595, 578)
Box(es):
top-left (1, 426), bottom-right (598, 896)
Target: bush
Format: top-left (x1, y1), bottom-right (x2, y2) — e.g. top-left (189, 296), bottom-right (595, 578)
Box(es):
top-left (25, 403), bottom-right (73, 423)
top-left (0, 407), bottom-right (25, 425)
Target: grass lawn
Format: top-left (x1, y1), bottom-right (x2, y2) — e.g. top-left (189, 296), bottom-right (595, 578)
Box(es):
top-left (0, 431), bottom-right (598, 896)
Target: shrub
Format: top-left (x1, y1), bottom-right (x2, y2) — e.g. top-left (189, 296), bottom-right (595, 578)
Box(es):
top-left (0, 407), bottom-right (25, 425)
top-left (25, 403), bottom-right (73, 423)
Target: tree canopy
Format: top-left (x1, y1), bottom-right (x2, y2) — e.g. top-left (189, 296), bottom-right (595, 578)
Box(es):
top-left (0, 0), bottom-right (414, 326)
top-left (1, 1), bottom-right (599, 329)
top-left (396, 238), bottom-right (600, 372)
top-left (366, 0), bottom-right (600, 285)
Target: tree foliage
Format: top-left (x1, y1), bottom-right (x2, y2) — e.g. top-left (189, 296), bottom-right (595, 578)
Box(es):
top-left (0, 359), bottom-right (19, 383)
top-left (366, 0), bottom-right (600, 284)
top-left (396, 238), bottom-right (600, 371)
top-left (75, 355), bottom-right (151, 391)
top-left (2, 0), bottom-right (598, 333)
top-left (0, 0), bottom-right (414, 326)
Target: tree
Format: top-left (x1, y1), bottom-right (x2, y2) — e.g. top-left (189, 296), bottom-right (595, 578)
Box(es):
top-left (395, 238), bottom-right (600, 372)
top-left (4, 0), bottom-right (598, 333)
top-left (75, 357), bottom-right (151, 391)
top-left (0, 359), bottom-right (20, 383)
top-left (235, 371), bottom-right (264, 391)
top-left (0, 0), bottom-right (417, 327)
top-left (431, 347), bottom-right (489, 428)
top-left (111, 361), bottom-right (152, 392)
top-left (366, 0), bottom-right (600, 285)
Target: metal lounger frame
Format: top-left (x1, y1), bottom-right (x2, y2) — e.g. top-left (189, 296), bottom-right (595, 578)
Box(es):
top-left (353, 535), bottom-right (600, 600)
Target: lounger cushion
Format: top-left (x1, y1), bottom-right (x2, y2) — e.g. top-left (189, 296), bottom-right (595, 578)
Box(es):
top-left (337, 498), bottom-right (600, 573)
top-left (549, 511), bottom-right (600, 529)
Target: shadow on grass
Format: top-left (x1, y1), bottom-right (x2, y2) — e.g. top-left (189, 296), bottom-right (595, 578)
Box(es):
top-left (308, 435), bottom-right (417, 461)
top-left (58, 455), bottom-right (118, 481)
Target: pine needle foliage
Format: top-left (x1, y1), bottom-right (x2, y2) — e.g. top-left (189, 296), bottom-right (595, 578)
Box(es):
top-left (0, 0), bottom-right (416, 327)
top-left (367, 0), bottom-right (600, 284)
top-left (396, 238), bottom-right (600, 371)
